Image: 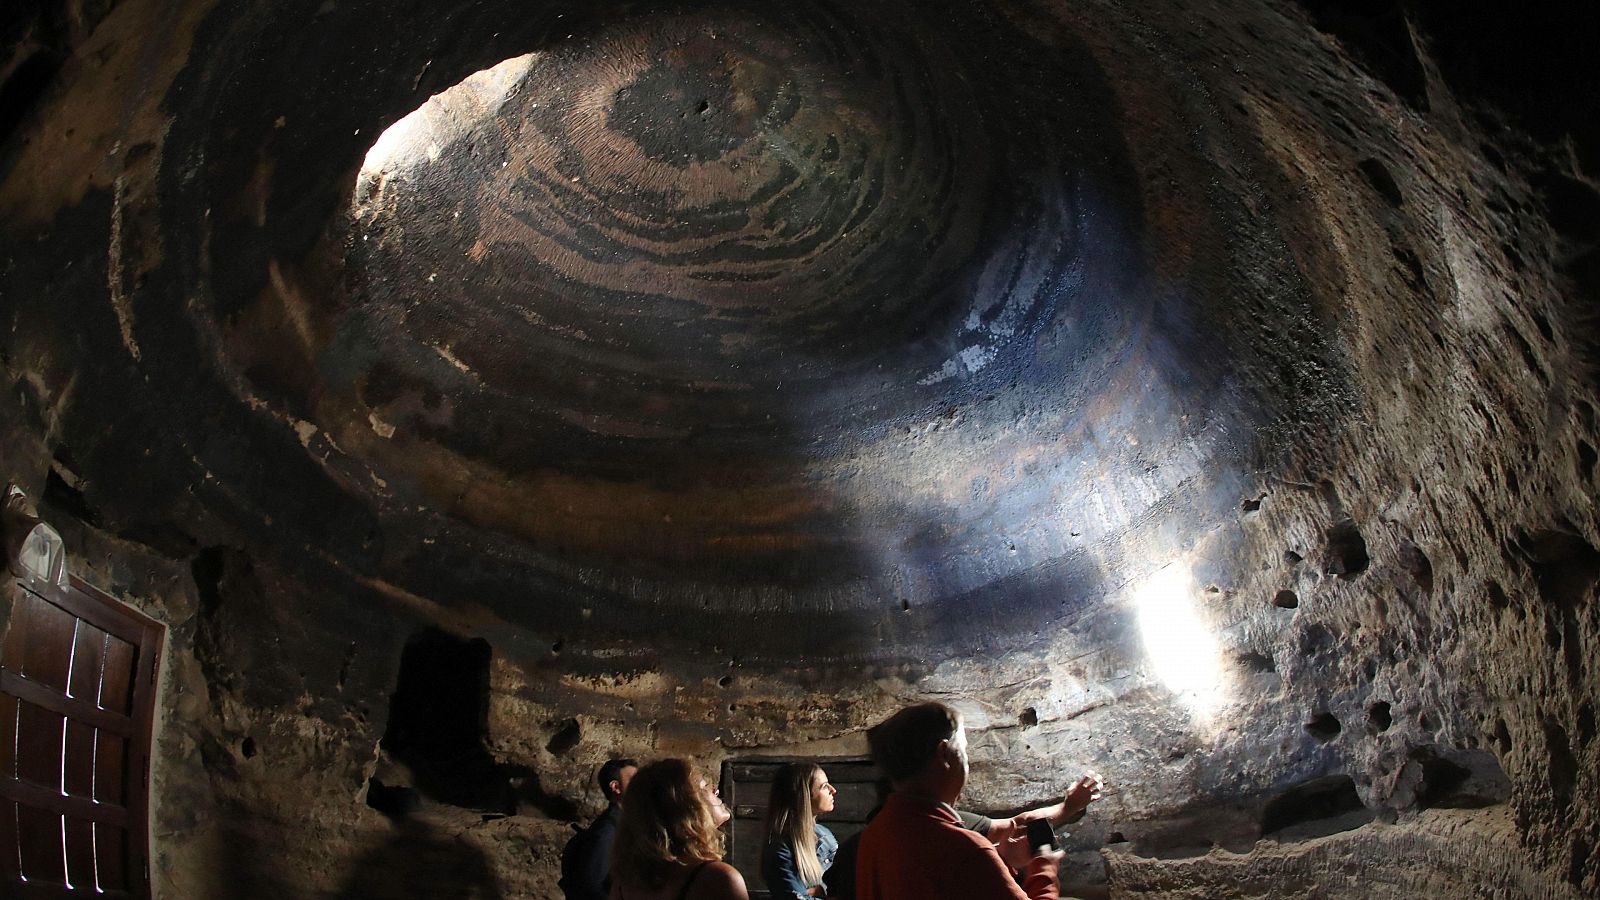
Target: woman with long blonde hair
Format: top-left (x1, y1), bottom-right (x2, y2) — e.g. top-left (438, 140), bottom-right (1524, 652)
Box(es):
top-left (608, 759), bottom-right (749, 900)
top-left (761, 762), bottom-right (839, 899)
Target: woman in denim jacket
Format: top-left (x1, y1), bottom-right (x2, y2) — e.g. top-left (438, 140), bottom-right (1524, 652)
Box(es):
top-left (761, 763), bottom-right (839, 899)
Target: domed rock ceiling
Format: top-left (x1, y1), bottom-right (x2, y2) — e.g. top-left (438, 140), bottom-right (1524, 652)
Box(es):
top-left (0, 0), bottom-right (1596, 897)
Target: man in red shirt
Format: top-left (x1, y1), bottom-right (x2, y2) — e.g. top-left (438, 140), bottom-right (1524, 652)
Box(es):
top-left (856, 703), bottom-right (1062, 900)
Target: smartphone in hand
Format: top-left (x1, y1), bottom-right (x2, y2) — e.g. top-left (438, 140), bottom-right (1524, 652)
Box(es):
top-left (1025, 818), bottom-right (1056, 853)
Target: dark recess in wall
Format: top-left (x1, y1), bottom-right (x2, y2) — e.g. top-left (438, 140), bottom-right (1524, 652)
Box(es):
top-left (1324, 520), bottom-right (1370, 576)
top-left (1261, 775), bottom-right (1372, 839)
top-left (382, 628), bottom-right (511, 812)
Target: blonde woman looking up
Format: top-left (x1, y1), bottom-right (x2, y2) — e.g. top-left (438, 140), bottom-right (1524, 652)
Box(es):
top-left (609, 759), bottom-right (749, 900)
top-left (761, 763), bottom-right (839, 899)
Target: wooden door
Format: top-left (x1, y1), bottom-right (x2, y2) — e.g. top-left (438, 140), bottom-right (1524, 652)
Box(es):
top-left (0, 573), bottom-right (163, 900)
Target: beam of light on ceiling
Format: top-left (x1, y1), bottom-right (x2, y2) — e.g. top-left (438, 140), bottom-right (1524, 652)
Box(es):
top-left (356, 53), bottom-right (536, 202)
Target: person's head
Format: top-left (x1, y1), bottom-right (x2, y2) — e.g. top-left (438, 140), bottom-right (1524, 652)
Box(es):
top-left (866, 702), bottom-right (968, 800)
top-left (763, 763), bottom-right (838, 886)
top-left (610, 759), bottom-right (730, 889)
top-left (598, 758), bottom-right (640, 805)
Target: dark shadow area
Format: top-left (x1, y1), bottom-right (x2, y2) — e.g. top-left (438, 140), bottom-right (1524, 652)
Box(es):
top-left (1295, 0), bottom-right (1427, 110)
top-left (1261, 775), bottom-right (1372, 840)
top-left (1405, 747), bottom-right (1511, 810)
top-left (1324, 520), bottom-right (1370, 576)
top-left (1305, 712), bottom-right (1342, 742)
top-left (334, 814), bottom-right (504, 900)
top-left (382, 628), bottom-right (512, 813)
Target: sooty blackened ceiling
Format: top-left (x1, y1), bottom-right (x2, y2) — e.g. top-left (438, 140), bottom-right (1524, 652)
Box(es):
top-left (0, 0), bottom-right (1504, 665)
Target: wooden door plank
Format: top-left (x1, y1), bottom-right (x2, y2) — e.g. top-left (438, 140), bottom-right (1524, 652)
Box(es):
top-left (94, 824), bottom-right (127, 891)
top-left (1, 672), bottom-right (134, 737)
top-left (98, 638), bottom-right (135, 717)
top-left (15, 701), bottom-right (63, 790)
top-left (67, 623), bottom-right (107, 705)
top-left (94, 733), bottom-right (126, 807)
top-left (0, 777), bottom-right (128, 827)
top-left (0, 693), bottom-right (17, 777)
top-left (62, 720), bottom-right (96, 799)
top-left (0, 800), bottom-right (17, 879)
top-left (12, 594), bottom-right (76, 693)
top-left (11, 877), bottom-right (133, 899)
top-left (63, 816), bottom-right (95, 891)
top-left (16, 805), bottom-right (63, 884)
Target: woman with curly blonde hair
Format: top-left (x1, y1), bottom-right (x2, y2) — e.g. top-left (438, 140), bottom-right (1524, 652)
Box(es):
top-left (609, 759), bottom-right (749, 900)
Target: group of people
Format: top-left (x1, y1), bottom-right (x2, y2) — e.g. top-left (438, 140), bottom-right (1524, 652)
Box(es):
top-left (558, 702), bottom-right (1104, 900)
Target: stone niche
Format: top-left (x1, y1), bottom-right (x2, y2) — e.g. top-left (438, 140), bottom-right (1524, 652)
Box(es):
top-left (0, 0), bottom-right (1596, 897)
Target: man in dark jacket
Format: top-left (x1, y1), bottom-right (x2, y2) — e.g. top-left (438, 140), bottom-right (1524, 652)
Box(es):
top-left (559, 758), bottom-right (638, 900)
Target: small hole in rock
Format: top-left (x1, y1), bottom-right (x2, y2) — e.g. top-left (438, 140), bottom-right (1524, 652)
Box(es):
top-left (1306, 712), bottom-right (1342, 742)
top-left (1106, 831), bottom-right (1127, 844)
top-left (365, 778), bottom-right (421, 819)
top-left (1237, 651), bottom-right (1276, 674)
top-left (1324, 520), bottom-right (1370, 576)
top-left (1242, 494), bottom-right (1264, 513)
top-left (1493, 719), bottom-right (1513, 755)
top-left (1357, 157), bottom-right (1405, 207)
top-left (900, 598), bottom-right (911, 612)
top-left (241, 737), bottom-right (257, 758)
top-left (1485, 579), bottom-right (1511, 612)
top-left (546, 718), bottom-right (582, 755)
top-left (1577, 440), bottom-right (1597, 481)
top-left (696, 99), bottom-right (710, 115)
top-left (1284, 550), bottom-right (1303, 566)
top-left (1368, 701), bottom-right (1392, 732)
top-left (551, 639), bottom-right (564, 655)
top-left (1019, 707), bottom-right (1039, 728)
top-left (1274, 589), bottom-right (1299, 609)
top-left (1398, 540), bottom-right (1434, 594)
top-left (718, 675), bottom-right (733, 688)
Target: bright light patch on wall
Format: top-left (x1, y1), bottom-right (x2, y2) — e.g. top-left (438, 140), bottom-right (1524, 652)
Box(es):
top-left (356, 53), bottom-right (536, 205)
top-left (1134, 563), bottom-right (1224, 716)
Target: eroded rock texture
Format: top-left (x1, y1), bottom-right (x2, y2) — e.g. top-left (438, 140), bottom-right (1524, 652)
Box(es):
top-left (0, 0), bottom-right (1595, 897)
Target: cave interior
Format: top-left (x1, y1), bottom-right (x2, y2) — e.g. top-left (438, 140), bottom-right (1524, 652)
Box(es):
top-left (0, 0), bottom-right (1597, 897)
